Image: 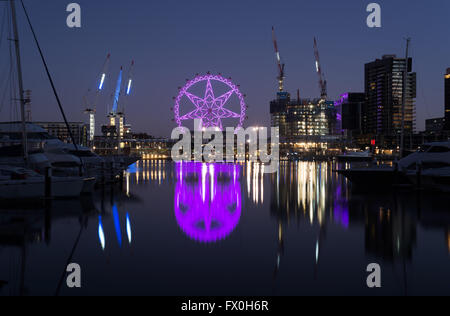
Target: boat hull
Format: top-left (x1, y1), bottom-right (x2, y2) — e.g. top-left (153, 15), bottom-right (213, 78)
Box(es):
top-left (51, 177), bottom-right (84, 198)
top-left (336, 156), bottom-right (373, 162)
top-left (81, 177), bottom-right (96, 194)
top-left (337, 168), bottom-right (412, 190)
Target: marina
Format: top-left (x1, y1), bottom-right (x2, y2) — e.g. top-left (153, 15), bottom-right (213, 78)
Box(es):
top-left (0, 160), bottom-right (449, 295)
top-left (0, 0), bottom-right (449, 299)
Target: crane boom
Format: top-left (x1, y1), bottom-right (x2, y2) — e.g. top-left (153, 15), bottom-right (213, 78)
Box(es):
top-left (314, 37), bottom-right (327, 100)
top-left (84, 53), bottom-right (111, 142)
top-left (83, 53), bottom-right (111, 111)
top-left (98, 53), bottom-right (111, 91)
top-left (119, 60), bottom-right (135, 114)
top-left (272, 27), bottom-right (285, 92)
top-left (111, 67), bottom-right (123, 115)
top-left (94, 53), bottom-right (111, 109)
top-left (125, 60), bottom-right (134, 96)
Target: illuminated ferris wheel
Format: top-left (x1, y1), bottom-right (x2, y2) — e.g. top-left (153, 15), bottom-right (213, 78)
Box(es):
top-left (173, 74), bottom-right (247, 130)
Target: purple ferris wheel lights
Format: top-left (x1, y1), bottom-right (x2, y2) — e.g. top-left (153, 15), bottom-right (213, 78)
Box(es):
top-left (173, 74), bottom-right (246, 130)
top-left (174, 162), bottom-right (242, 243)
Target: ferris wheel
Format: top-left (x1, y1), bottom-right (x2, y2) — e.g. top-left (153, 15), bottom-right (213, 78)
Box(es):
top-left (173, 74), bottom-right (247, 130)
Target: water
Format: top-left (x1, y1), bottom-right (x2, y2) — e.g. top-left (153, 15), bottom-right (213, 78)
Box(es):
top-left (0, 160), bottom-right (449, 296)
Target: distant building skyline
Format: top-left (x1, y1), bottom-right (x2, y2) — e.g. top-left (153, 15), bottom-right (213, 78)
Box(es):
top-left (0, 1), bottom-right (449, 135)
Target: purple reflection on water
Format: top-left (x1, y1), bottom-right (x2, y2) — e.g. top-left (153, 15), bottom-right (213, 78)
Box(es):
top-left (174, 162), bottom-right (242, 243)
top-left (334, 185), bottom-right (349, 229)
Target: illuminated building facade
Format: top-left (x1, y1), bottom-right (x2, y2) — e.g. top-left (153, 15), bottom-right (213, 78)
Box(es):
top-left (35, 121), bottom-right (89, 146)
top-left (270, 92), bottom-right (337, 142)
top-left (445, 68), bottom-right (450, 130)
top-left (364, 55), bottom-right (417, 137)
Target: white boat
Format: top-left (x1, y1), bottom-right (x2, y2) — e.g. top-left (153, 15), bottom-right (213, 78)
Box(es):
top-left (0, 2), bottom-right (94, 200)
top-left (336, 150), bottom-right (373, 162)
top-left (398, 142), bottom-right (450, 172)
top-left (0, 165), bottom-right (88, 199)
top-left (0, 122), bottom-right (136, 181)
top-left (338, 142), bottom-right (450, 190)
top-left (51, 175), bottom-right (84, 198)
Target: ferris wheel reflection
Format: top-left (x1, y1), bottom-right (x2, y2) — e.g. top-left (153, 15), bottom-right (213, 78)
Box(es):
top-left (174, 162), bottom-right (242, 243)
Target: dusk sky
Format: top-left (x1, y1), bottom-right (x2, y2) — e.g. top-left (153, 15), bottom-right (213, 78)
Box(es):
top-left (1, 0), bottom-right (449, 136)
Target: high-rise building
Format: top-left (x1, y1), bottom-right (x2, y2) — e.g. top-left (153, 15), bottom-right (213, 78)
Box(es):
top-left (270, 92), bottom-right (336, 142)
top-left (364, 55), bottom-right (417, 137)
top-left (445, 68), bottom-right (450, 130)
top-left (335, 93), bottom-right (365, 134)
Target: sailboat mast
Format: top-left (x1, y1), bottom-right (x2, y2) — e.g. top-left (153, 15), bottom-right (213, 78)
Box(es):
top-left (9, 0), bottom-right (28, 163)
top-left (400, 38), bottom-right (411, 158)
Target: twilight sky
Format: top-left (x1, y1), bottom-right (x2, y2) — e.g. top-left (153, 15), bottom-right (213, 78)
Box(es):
top-left (0, 0), bottom-right (449, 136)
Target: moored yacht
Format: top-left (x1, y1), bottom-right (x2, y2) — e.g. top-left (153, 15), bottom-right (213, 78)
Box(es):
top-left (337, 142), bottom-right (450, 190)
top-left (336, 150), bottom-right (373, 162)
top-left (407, 167), bottom-right (450, 192)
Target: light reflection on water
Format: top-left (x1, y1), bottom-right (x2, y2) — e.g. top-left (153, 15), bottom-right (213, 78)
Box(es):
top-left (0, 160), bottom-right (449, 296)
top-left (174, 162), bottom-right (241, 243)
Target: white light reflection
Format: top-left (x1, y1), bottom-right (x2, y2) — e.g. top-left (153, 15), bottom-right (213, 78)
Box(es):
top-left (98, 216), bottom-right (106, 251)
top-left (126, 213), bottom-right (132, 244)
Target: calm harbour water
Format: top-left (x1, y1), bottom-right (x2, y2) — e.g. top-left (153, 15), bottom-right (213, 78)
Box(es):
top-left (0, 160), bottom-right (449, 296)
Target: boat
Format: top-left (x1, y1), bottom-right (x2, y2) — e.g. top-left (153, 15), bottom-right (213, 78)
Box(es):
top-left (0, 165), bottom-right (87, 199)
top-left (336, 150), bottom-right (373, 162)
top-left (0, 166), bottom-right (45, 199)
top-left (337, 142), bottom-right (450, 191)
top-left (51, 175), bottom-right (84, 198)
top-left (0, 1), bottom-right (93, 199)
top-left (407, 167), bottom-right (450, 192)
top-left (0, 122), bottom-right (138, 181)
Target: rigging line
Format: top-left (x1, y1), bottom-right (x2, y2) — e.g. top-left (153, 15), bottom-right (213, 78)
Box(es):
top-left (0, 4), bottom-right (7, 51)
top-left (8, 10), bottom-right (17, 122)
top-left (19, 0), bottom-right (79, 151)
top-left (0, 3), bottom-right (7, 114)
top-left (0, 9), bottom-right (10, 114)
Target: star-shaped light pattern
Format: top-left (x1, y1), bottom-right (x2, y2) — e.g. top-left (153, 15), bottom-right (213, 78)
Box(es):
top-left (174, 74), bottom-right (246, 130)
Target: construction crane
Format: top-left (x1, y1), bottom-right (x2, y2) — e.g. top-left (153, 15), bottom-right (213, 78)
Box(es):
top-left (117, 61), bottom-right (135, 146)
top-left (313, 37), bottom-right (327, 100)
top-left (108, 66), bottom-right (123, 127)
top-left (272, 27), bottom-right (285, 92)
top-left (84, 53), bottom-right (111, 142)
top-left (125, 60), bottom-right (134, 97)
